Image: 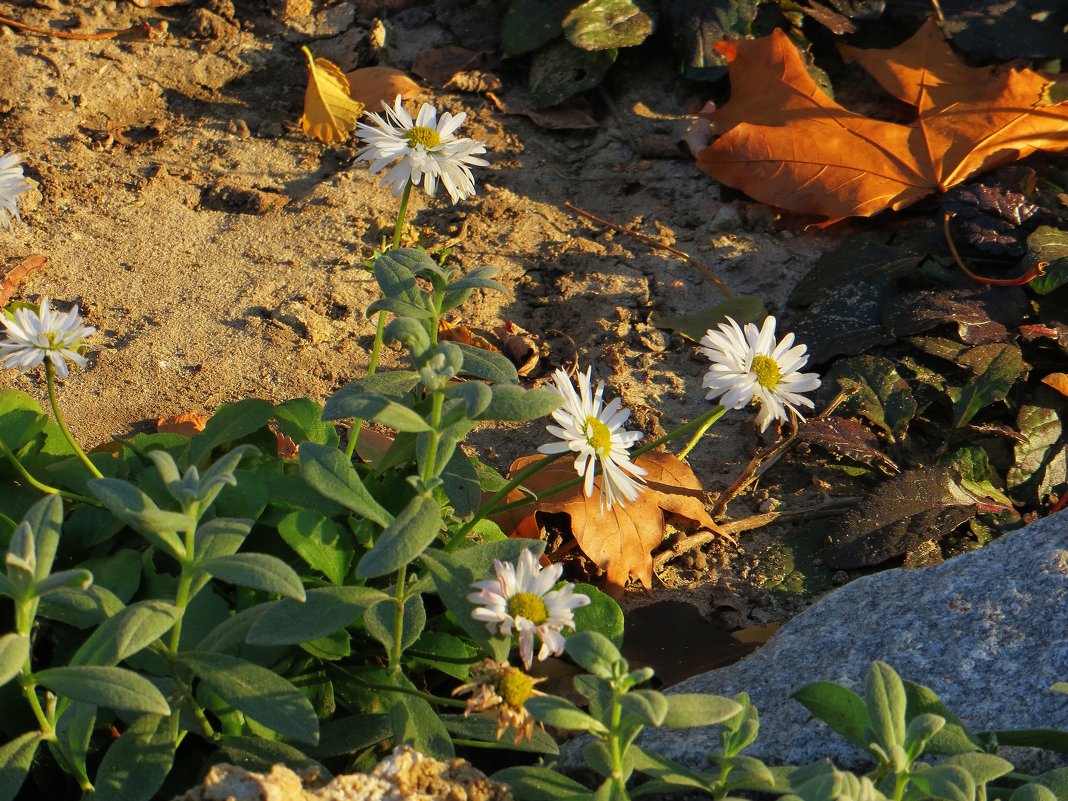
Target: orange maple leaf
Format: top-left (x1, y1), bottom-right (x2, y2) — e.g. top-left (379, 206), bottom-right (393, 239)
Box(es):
top-left (697, 19), bottom-right (1068, 223)
top-left (495, 451), bottom-right (722, 594)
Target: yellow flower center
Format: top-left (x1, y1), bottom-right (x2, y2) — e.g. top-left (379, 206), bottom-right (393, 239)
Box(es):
top-left (497, 667), bottom-right (536, 707)
top-left (507, 592), bottom-right (549, 625)
top-left (584, 416), bottom-right (613, 457)
top-left (405, 125), bottom-right (441, 150)
top-left (750, 354), bottom-right (781, 390)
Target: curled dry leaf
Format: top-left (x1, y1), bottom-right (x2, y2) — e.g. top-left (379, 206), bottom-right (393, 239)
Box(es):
top-left (699, 19), bottom-right (1068, 222)
top-left (1041, 373), bottom-right (1068, 397)
top-left (1, 255), bottom-right (48, 307)
top-left (345, 66), bottom-right (419, 112)
top-left (495, 450), bottom-right (722, 594)
top-left (157, 412), bottom-right (208, 436)
top-left (301, 46), bottom-right (364, 143)
top-left (494, 321), bottom-right (541, 377)
top-left (439, 319), bottom-right (497, 351)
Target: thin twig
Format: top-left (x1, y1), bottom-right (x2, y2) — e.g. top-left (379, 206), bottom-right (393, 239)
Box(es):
top-left (0, 14), bottom-right (154, 40)
top-left (1, 255), bottom-right (48, 306)
top-left (653, 496), bottom-right (860, 571)
top-left (563, 201), bottom-right (733, 299)
top-left (943, 213), bottom-right (1047, 287)
top-left (710, 389), bottom-right (852, 520)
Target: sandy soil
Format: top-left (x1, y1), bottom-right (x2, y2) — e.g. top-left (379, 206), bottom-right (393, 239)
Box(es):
top-left (0, 0), bottom-right (843, 624)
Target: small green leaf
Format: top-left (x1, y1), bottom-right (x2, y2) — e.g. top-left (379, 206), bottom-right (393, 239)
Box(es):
top-left (564, 630), bottom-right (621, 675)
top-left (70, 601), bottom-right (180, 666)
top-left (35, 666), bottom-right (170, 715)
top-left (652, 296), bottom-right (766, 342)
top-left (356, 494), bottom-right (442, 579)
top-left (187, 399), bottom-right (274, 466)
top-left (571, 583), bottom-right (624, 645)
top-left (0, 635), bottom-right (29, 687)
top-left (909, 765), bottom-right (974, 801)
top-left (792, 681), bottom-right (869, 749)
top-left (661, 693), bottom-right (742, 728)
top-left (501, 0), bottom-right (577, 55)
top-left (828, 356), bottom-right (916, 441)
top-left (278, 509), bottom-right (353, 585)
top-left (0, 731), bottom-right (42, 801)
top-left (1026, 226), bottom-right (1068, 295)
top-left (272, 397), bottom-right (340, 448)
top-left (0, 390), bottom-right (48, 451)
top-left (1012, 785), bottom-right (1060, 801)
top-left (903, 679), bottom-right (982, 755)
top-left (180, 651), bottom-right (318, 744)
top-left (93, 713), bottom-right (178, 801)
top-left (456, 343), bottom-right (520, 384)
top-left (494, 765), bottom-right (593, 801)
top-left (215, 735), bottom-right (324, 775)
top-left (941, 753), bottom-right (1013, 786)
top-left (363, 595), bottom-right (426, 655)
top-left (299, 443), bottom-right (393, 527)
top-left (529, 38), bottom-right (617, 109)
top-left (87, 479), bottom-right (188, 558)
top-left (620, 690), bottom-right (669, 726)
top-left (322, 391), bottom-right (431, 432)
top-left (949, 343), bottom-right (1027, 427)
top-left (312, 714), bottom-right (391, 758)
top-left (247, 586), bottom-right (388, 645)
top-left (564, 0), bottom-right (656, 51)
top-left (525, 696), bottom-right (608, 734)
top-left (420, 551), bottom-right (509, 662)
top-left (387, 684), bottom-right (454, 759)
top-left (195, 553), bottom-right (306, 600)
top-left (865, 661), bottom-right (907, 751)
top-left (479, 385), bottom-right (563, 421)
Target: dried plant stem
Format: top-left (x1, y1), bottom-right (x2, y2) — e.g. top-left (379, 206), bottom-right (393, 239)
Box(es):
top-left (710, 389), bottom-right (852, 520)
top-left (563, 201), bottom-right (733, 298)
top-left (0, 14), bottom-right (151, 40)
top-left (653, 495), bottom-right (860, 571)
top-left (943, 213), bottom-right (1047, 287)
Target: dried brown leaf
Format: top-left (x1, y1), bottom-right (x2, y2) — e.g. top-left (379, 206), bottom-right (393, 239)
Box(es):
top-left (1041, 372), bottom-right (1068, 397)
top-left (345, 66), bottom-right (419, 112)
top-left (497, 451), bottom-right (720, 593)
top-left (699, 19), bottom-right (1068, 222)
top-left (157, 412), bottom-right (207, 436)
top-left (1, 255), bottom-right (47, 307)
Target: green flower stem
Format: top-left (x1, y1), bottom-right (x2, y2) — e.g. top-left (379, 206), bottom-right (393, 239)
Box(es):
top-left (675, 405), bottom-right (727, 461)
top-left (346, 180), bottom-right (414, 461)
top-left (340, 675), bottom-right (467, 709)
top-left (608, 688), bottom-right (630, 801)
top-left (45, 362), bottom-right (103, 480)
top-left (188, 695), bottom-right (218, 740)
top-left (344, 303), bottom-right (390, 460)
top-left (0, 438), bottom-right (97, 504)
top-left (444, 452), bottom-right (565, 552)
top-left (168, 520), bottom-right (199, 656)
top-left (392, 180), bottom-right (413, 249)
top-left (631, 404), bottom-right (725, 460)
top-left (388, 565), bottom-right (407, 674)
top-left (891, 772), bottom-right (909, 801)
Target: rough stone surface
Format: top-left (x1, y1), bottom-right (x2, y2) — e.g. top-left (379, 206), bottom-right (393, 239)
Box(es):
top-left (636, 511), bottom-right (1068, 773)
top-left (172, 746), bottom-right (513, 801)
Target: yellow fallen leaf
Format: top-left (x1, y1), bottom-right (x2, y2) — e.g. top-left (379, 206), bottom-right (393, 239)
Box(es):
top-left (301, 46), bottom-right (364, 143)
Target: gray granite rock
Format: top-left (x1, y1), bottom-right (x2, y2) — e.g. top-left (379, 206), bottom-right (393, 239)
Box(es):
top-left (636, 511), bottom-right (1068, 773)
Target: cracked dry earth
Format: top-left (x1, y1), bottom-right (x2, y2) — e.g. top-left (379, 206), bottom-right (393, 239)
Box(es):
top-left (0, 0), bottom-right (850, 639)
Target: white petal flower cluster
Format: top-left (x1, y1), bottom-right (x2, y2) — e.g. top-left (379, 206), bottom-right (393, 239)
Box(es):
top-left (699, 315), bottom-right (821, 431)
top-left (538, 367), bottom-right (648, 512)
top-left (355, 95), bottom-right (488, 204)
top-left (469, 549), bottom-right (590, 668)
top-left (0, 299), bottom-right (96, 378)
top-left (0, 152), bottom-right (30, 229)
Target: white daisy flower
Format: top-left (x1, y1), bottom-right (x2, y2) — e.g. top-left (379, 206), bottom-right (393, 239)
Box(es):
top-left (0, 299), bottom-right (96, 378)
top-left (538, 367), bottom-right (647, 511)
top-left (468, 549), bottom-right (590, 668)
top-left (699, 315), bottom-right (821, 432)
top-left (355, 95), bottom-right (489, 204)
top-left (0, 152), bottom-right (31, 229)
